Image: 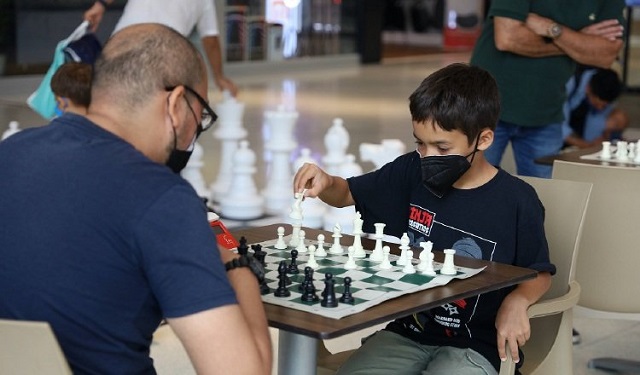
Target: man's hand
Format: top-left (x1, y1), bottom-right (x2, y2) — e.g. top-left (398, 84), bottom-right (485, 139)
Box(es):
top-left (83, 2), bottom-right (106, 32)
top-left (581, 19), bottom-right (624, 41)
top-left (215, 76), bottom-right (239, 97)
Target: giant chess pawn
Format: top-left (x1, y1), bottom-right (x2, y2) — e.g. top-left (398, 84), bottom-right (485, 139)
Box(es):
top-left (209, 91), bottom-right (247, 202)
top-left (219, 140), bottom-right (264, 220)
top-left (262, 105), bottom-right (299, 215)
top-left (322, 118), bottom-right (350, 175)
top-left (180, 141), bottom-right (210, 198)
top-left (1, 121), bottom-right (21, 141)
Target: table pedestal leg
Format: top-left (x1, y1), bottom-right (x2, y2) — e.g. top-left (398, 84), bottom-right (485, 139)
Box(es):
top-left (277, 331), bottom-right (318, 375)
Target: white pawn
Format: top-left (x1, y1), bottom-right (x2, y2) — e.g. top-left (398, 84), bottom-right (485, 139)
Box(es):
top-left (315, 234), bottom-right (327, 257)
top-left (402, 250), bottom-right (416, 274)
top-left (218, 140), bottom-right (264, 219)
top-left (369, 222), bottom-right (386, 262)
top-left (2, 121), bottom-right (21, 141)
top-left (305, 245), bottom-right (319, 269)
top-left (635, 140), bottom-right (640, 163)
top-left (378, 245), bottom-right (392, 270)
top-left (397, 233), bottom-right (410, 266)
top-left (441, 249), bottom-right (457, 275)
top-left (274, 226), bottom-right (287, 249)
top-left (616, 141), bottom-right (629, 161)
top-left (344, 246), bottom-right (358, 270)
top-left (289, 222), bottom-right (301, 247)
top-left (601, 141), bottom-right (612, 160)
top-left (296, 230), bottom-right (308, 253)
top-left (628, 143), bottom-right (636, 161)
top-left (329, 223), bottom-right (344, 254)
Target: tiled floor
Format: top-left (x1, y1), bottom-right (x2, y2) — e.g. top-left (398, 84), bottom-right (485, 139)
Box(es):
top-left (1, 49), bottom-right (639, 374)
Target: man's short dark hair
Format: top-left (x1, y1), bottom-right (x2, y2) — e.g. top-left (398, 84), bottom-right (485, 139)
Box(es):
top-left (51, 62), bottom-right (92, 107)
top-left (589, 68), bottom-right (622, 103)
top-left (409, 63), bottom-right (500, 144)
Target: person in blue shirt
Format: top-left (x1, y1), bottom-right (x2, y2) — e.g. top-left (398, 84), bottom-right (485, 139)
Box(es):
top-left (562, 66), bottom-right (629, 149)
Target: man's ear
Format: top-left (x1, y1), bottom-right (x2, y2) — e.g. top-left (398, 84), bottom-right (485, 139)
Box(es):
top-left (165, 86), bottom-right (187, 128)
top-left (476, 128), bottom-right (494, 151)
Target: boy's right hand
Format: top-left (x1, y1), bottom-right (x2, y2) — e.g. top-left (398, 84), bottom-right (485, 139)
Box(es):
top-left (83, 2), bottom-right (106, 33)
top-left (293, 163), bottom-right (331, 199)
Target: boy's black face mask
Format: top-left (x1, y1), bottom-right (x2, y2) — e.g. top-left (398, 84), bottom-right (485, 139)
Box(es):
top-left (418, 134), bottom-right (480, 198)
top-left (419, 151), bottom-right (476, 198)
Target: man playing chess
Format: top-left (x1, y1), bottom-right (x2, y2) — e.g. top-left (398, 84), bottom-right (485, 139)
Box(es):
top-left (294, 63), bottom-right (555, 374)
top-left (0, 24), bottom-right (271, 374)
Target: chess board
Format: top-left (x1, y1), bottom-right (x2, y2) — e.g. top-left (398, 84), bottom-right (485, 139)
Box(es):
top-left (253, 236), bottom-right (484, 320)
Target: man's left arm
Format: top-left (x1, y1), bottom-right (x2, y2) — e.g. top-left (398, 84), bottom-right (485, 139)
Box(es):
top-left (201, 36), bottom-right (238, 97)
top-left (526, 14), bottom-right (623, 68)
top-left (494, 272), bottom-right (552, 364)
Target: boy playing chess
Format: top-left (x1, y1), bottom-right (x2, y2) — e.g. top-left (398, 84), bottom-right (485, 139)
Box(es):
top-left (293, 63), bottom-right (555, 374)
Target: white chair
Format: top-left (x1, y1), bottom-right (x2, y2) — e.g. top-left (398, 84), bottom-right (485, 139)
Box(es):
top-left (499, 176), bottom-right (592, 375)
top-left (0, 319), bottom-right (72, 374)
top-left (552, 159), bottom-right (640, 373)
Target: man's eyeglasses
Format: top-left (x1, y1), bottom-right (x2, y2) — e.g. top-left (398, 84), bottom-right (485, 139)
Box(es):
top-left (166, 85), bottom-right (218, 133)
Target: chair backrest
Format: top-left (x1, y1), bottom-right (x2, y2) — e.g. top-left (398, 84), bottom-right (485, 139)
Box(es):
top-left (552, 160), bottom-right (640, 315)
top-left (519, 176), bottom-right (592, 300)
top-left (515, 176), bottom-right (592, 375)
top-left (0, 319), bottom-right (72, 374)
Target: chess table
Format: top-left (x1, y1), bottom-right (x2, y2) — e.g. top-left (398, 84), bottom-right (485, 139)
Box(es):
top-left (535, 145), bottom-right (640, 168)
top-left (232, 224), bottom-right (538, 375)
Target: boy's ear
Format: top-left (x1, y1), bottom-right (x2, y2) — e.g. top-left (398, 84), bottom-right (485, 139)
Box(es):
top-left (476, 128), bottom-right (494, 151)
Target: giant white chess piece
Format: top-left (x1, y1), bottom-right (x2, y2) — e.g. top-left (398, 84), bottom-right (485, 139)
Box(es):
top-left (1, 121), bottom-right (21, 141)
top-left (209, 91), bottom-right (247, 202)
top-left (181, 141), bottom-right (210, 198)
top-left (219, 140), bottom-right (264, 220)
top-left (262, 105), bottom-right (299, 215)
top-left (359, 139), bottom-right (406, 171)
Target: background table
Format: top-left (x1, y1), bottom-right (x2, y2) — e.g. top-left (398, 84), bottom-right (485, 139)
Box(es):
top-left (535, 146), bottom-right (640, 168)
top-left (232, 224), bottom-right (538, 375)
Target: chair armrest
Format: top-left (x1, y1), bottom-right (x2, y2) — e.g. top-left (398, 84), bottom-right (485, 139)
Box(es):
top-left (527, 281), bottom-right (581, 318)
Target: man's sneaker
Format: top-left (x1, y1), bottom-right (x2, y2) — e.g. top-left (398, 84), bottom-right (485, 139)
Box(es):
top-left (572, 328), bottom-right (581, 345)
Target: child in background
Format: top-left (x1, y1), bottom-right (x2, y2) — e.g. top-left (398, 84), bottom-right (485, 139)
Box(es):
top-left (50, 62), bottom-right (92, 116)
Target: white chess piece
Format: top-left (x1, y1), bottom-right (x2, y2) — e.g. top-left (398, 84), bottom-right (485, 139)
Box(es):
top-left (628, 143), bottom-right (636, 161)
top-left (329, 223), bottom-right (344, 254)
top-left (218, 140), bottom-right (264, 219)
top-left (601, 141), bottom-right (612, 160)
top-left (369, 223), bottom-right (386, 262)
top-left (359, 139), bottom-right (406, 171)
top-left (616, 141), bottom-right (629, 161)
top-left (289, 222), bottom-right (301, 247)
top-left (315, 234), bottom-right (327, 257)
top-left (417, 241), bottom-right (433, 271)
top-left (296, 230), bottom-right (308, 253)
top-left (351, 212), bottom-right (366, 258)
top-left (378, 246), bottom-right (393, 270)
top-left (344, 246), bottom-right (358, 270)
top-left (441, 249), bottom-right (457, 275)
top-left (2, 121), bottom-right (21, 141)
top-left (274, 226), bottom-right (288, 249)
top-left (289, 190), bottom-right (305, 221)
top-left (180, 141), bottom-right (209, 198)
top-left (305, 245), bottom-right (319, 269)
top-left (635, 140), bottom-right (640, 163)
top-left (397, 233), bottom-right (410, 266)
top-left (402, 250), bottom-right (416, 274)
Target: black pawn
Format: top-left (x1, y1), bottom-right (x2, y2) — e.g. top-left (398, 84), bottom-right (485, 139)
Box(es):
top-left (287, 249), bottom-right (300, 274)
top-left (274, 261), bottom-right (291, 297)
top-left (237, 236), bottom-right (249, 256)
top-left (298, 266), bottom-right (313, 292)
top-left (259, 278), bottom-right (271, 295)
top-left (339, 276), bottom-right (355, 304)
top-left (301, 281), bottom-right (319, 303)
top-left (321, 273), bottom-right (338, 308)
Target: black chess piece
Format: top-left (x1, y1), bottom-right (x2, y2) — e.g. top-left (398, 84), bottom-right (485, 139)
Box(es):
top-left (339, 276), bottom-right (355, 304)
top-left (237, 236), bottom-right (249, 256)
top-left (274, 261), bottom-right (291, 297)
top-left (287, 249), bottom-right (300, 274)
top-left (320, 273), bottom-right (338, 308)
top-left (259, 278), bottom-right (271, 295)
top-left (252, 244), bottom-right (266, 267)
top-left (298, 266), bottom-right (313, 292)
top-left (301, 281), bottom-right (319, 303)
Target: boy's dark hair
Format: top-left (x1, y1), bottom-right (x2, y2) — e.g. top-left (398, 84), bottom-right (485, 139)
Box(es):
top-left (51, 62), bottom-right (93, 107)
top-left (589, 68), bottom-right (622, 103)
top-left (409, 63), bottom-right (500, 144)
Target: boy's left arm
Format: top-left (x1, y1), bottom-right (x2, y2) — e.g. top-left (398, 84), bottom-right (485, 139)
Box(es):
top-left (495, 272), bottom-right (552, 363)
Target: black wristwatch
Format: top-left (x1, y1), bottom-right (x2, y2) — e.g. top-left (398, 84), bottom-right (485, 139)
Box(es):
top-left (225, 256), bottom-right (265, 283)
